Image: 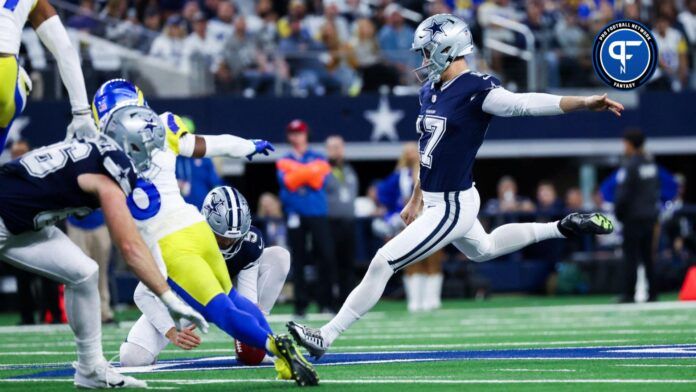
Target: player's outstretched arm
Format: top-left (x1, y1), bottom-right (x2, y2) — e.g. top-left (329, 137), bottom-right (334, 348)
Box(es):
top-left (29, 0), bottom-right (97, 138)
top-left (77, 173), bottom-right (209, 333)
top-left (560, 94), bottom-right (624, 116)
top-left (178, 134), bottom-right (274, 160)
top-left (482, 88), bottom-right (624, 118)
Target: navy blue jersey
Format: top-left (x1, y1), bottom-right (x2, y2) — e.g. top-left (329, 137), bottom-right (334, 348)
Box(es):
top-left (225, 226), bottom-right (265, 278)
top-left (417, 72), bottom-right (500, 192)
top-left (0, 136), bottom-right (138, 234)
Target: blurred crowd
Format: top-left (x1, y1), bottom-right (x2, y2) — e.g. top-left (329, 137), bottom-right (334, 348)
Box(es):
top-left (17, 0), bottom-right (696, 98)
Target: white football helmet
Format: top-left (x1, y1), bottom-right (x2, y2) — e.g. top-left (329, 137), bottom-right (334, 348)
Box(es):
top-left (201, 186), bottom-right (252, 259)
top-left (411, 14), bottom-right (474, 83)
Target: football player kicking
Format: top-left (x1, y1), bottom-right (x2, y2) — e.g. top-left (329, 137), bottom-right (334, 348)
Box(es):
top-left (1, 0), bottom-right (97, 148)
top-left (288, 14), bottom-right (621, 359)
top-left (120, 186), bottom-right (291, 366)
top-left (94, 80), bottom-right (317, 386)
top-left (0, 106), bottom-right (207, 388)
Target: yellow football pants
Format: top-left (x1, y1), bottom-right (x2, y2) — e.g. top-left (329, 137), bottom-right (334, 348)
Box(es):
top-left (157, 221), bottom-right (232, 307)
top-left (0, 56), bottom-right (24, 131)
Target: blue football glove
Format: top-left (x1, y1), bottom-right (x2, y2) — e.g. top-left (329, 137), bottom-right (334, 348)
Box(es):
top-left (247, 139), bottom-right (275, 161)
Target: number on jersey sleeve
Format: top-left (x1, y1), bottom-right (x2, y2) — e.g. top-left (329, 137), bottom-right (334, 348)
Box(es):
top-left (126, 179), bottom-right (162, 220)
top-left (416, 115), bottom-right (447, 168)
top-left (20, 142), bottom-right (93, 178)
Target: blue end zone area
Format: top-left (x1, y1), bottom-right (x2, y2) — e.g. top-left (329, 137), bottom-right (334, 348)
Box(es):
top-left (9, 344), bottom-right (696, 380)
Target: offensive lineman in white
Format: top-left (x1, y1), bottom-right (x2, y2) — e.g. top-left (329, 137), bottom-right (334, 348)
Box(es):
top-left (288, 14), bottom-right (621, 358)
top-left (0, 0), bottom-right (97, 148)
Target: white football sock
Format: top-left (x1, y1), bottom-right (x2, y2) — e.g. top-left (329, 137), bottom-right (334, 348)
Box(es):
top-left (412, 273), bottom-right (426, 312)
top-left (321, 254), bottom-right (394, 346)
top-left (65, 271), bottom-right (104, 368)
top-left (403, 275), bottom-right (415, 312)
top-left (424, 273), bottom-right (443, 310)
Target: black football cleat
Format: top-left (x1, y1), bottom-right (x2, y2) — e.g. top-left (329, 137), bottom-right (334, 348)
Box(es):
top-left (270, 334), bottom-right (319, 387)
top-left (558, 212), bottom-right (614, 237)
top-left (287, 321), bottom-right (328, 360)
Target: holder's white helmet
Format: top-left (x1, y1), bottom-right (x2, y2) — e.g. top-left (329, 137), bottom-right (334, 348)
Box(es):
top-left (202, 186), bottom-right (252, 259)
top-left (411, 14), bottom-right (474, 83)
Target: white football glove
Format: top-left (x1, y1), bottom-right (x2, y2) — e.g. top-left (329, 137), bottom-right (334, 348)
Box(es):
top-left (159, 290), bottom-right (209, 334)
top-left (66, 108), bottom-right (98, 140)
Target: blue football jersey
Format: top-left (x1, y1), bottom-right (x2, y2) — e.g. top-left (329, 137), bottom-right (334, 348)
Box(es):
top-left (417, 71), bottom-right (501, 192)
top-left (225, 226), bottom-right (265, 278)
top-left (0, 136), bottom-right (138, 234)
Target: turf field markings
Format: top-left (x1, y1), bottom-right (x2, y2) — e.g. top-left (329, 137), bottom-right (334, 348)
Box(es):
top-left (6, 378), bottom-right (696, 385)
top-left (494, 368), bottom-right (576, 372)
top-left (614, 364), bottom-right (696, 368)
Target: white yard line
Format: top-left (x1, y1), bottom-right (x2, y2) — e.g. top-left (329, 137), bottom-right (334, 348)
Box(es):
top-left (615, 364), bottom-right (696, 368)
top-left (4, 378), bottom-right (696, 385)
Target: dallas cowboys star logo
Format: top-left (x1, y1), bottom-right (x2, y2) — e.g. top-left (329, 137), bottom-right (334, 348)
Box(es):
top-left (143, 118), bottom-right (157, 133)
top-left (424, 20), bottom-right (447, 38)
top-left (204, 195), bottom-right (226, 217)
top-left (116, 165), bottom-right (131, 182)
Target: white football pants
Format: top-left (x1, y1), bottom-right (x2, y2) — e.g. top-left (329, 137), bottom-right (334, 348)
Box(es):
top-left (0, 217), bottom-right (103, 367)
top-left (120, 246), bottom-right (291, 366)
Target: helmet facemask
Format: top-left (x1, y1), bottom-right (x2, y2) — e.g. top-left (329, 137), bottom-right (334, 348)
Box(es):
top-left (413, 42), bottom-right (462, 83)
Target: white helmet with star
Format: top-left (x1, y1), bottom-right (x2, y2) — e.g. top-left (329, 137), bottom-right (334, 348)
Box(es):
top-left (411, 14), bottom-right (474, 83)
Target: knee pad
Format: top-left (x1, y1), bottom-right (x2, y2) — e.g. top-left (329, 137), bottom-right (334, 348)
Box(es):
top-left (266, 247), bottom-right (291, 277)
top-left (119, 342), bottom-right (156, 367)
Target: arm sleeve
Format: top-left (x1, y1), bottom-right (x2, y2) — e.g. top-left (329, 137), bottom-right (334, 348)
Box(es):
top-left (133, 282), bottom-right (177, 336)
top-left (482, 87), bottom-right (563, 117)
top-left (35, 16), bottom-right (90, 112)
top-left (195, 134), bottom-right (255, 158)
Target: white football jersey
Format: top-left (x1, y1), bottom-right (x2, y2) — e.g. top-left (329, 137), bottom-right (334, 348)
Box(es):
top-left (127, 112), bottom-right (204, 246)
top-left (0, 0), bottom-right (36, 54)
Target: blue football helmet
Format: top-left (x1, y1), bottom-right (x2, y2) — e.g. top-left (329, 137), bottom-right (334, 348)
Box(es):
top-left (92, 79), bottom-right (148, 125)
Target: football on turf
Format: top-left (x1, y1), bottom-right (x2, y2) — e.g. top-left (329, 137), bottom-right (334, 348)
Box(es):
top-left (234, 339), bottom-right (266, 366)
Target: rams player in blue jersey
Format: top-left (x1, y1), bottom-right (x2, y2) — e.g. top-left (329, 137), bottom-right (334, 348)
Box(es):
top-left (120, 186), bottom-right (291, 366)
top-left (0, 106), bottom-right (208, 388)
top-left (288, 13), bottom-right (621, 358)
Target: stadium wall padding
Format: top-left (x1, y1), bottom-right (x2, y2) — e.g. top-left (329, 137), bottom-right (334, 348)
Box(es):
top-left (15, 92), bottom-right (696, 149)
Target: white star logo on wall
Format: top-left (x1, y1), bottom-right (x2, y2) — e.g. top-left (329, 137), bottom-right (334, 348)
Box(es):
top-left (364, 95), bottom-right (404, 142)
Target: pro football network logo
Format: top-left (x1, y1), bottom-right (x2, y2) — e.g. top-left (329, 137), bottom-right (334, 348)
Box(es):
top-left (592, 20), bottom-right (658, 89)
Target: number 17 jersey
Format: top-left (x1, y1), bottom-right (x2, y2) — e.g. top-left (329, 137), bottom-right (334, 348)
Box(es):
top-left (417, 71), bottom-right (500, 193)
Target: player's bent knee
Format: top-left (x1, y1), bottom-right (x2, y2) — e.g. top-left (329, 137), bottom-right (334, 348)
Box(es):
top-left (368, 253), bottom-right (396, 280)
top-left (119, 342), bottom-right (156, 367)
top-left (267, 246), bottom-right (291, 276)
top-left (67, 259), bottom-right (99, 287)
